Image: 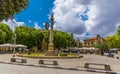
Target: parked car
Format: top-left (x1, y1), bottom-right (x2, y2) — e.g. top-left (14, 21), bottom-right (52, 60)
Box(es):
top-left (108, 49), bottom-right (118, 57)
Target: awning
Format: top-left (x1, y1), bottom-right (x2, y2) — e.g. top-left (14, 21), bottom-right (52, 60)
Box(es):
top-left (15, 44), bottom-right (27, 48)
top-left (0, 44), bottom-right (13, 47)
top-left (0, 44), bottom-right (27, 48)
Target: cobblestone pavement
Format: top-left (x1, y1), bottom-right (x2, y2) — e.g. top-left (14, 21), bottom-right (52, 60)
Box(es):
top-left (0, 54), bottom-right (120, 73)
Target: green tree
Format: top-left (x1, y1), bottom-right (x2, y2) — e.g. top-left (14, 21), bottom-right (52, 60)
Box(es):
top-left (0, 23), bottom-right (13, 43)
top-left (0, 29), bottom-right (6, 43)
top-left (95, 41), bottom-right (109, 55)
top-left (106, 35), bottom-right (120, 48)
top-left (95, 41), bottom-right (109, 52)
top-left (14, 26), bottom-right (44, 49)
top-left (43, 30), bottom-right (50, 44)
top-left (116, 25), bottom-right (120, 35)
top-left (54, 30), bottom-right (72, 49)
top-left (0, 0), bottom-right (29, 21)
top-left (106, 26), bottom-right (120, 49)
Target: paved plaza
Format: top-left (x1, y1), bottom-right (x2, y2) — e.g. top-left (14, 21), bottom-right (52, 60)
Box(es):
top-left (0, 54), bottom-right (120, 74)
top-left (0, 63), bottom-right (105, 74)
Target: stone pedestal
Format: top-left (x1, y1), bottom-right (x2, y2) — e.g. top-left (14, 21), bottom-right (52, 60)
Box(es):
top-left (46, 44), bottom-right (56, 56)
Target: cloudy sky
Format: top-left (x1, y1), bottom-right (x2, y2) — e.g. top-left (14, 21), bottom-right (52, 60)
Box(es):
top-left (3, 0), bottom-right (120, 40)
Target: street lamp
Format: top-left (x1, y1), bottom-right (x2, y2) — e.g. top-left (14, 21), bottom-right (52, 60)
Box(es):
top-left (13, 34), bottom-right (16, 54)
top-left (35, 41), bottom-right (37, 53)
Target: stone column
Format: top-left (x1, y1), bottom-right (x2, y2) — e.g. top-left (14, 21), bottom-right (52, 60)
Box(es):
top-left (49, 15), bottom-right (54, 46)
top-left (46, 15), bottom-right (55, 56)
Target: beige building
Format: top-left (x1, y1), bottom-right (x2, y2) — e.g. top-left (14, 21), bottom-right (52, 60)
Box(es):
top-left (82, 34), bottom-right (106, 47)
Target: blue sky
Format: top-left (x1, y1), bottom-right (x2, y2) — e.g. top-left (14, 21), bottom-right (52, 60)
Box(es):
top-left (14, 0), bottom-right (54, 28)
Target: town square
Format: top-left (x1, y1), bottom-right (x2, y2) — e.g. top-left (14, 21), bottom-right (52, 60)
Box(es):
top-left (0, 0), bottom-right (120, 74)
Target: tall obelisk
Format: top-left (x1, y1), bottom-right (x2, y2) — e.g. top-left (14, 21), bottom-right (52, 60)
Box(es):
top-left (46, 14), bottom-right (55, 56)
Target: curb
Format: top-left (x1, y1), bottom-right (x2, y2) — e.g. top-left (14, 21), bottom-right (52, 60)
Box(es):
top-left (16, 54), bottom-right (83, 59)
top-left (0, 61), bottom-right (117, 74)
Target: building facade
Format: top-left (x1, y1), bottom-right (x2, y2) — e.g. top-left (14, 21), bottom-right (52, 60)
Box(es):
top-left (82, 34), bottom-right (106, 47)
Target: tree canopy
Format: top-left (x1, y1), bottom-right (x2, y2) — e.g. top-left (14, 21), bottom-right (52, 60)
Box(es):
top-left (0, 0), bottom-right (29, 21)
top-left (116, 26), bottom-right (120, 35)
top-left (54, 30), bottom-right (72, 48)
top-left (43, 30), bottom-right (72, 49)
top-left (106, 26), bottom-right (120, 49)
top-left (0, 23), bottom-right (72, 50)
top-left (95, 41), bottom-right (108, 51)
top-left (0, 23), bottom-right (13, 44)
top-left (14, 26), bottom-right (44, 49)
top-left (106, 35), bottom-right (120, 49)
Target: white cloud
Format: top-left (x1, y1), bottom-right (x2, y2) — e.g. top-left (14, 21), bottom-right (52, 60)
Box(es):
top-left (116, 23), bottom-right (120, 28)
top-left (34, 22), bottom-right (41, 29)
top-left (53, 0), bottom-right (86, 35)
top-left (86, 0), bottom-right (120, 37)
top-left (28, 20), bottom-right (32, 23)
top-left (2, 19), bottom-right (25, 30)
top-left (52, 0), bottom-right (120, 39)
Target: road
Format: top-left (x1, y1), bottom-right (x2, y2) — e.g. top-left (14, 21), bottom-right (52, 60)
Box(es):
top-left (0, 63), bottom-right (103, 74)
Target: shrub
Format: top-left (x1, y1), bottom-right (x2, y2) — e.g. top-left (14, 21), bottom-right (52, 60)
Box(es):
top-left (59, 53), bottom-right (68, 56)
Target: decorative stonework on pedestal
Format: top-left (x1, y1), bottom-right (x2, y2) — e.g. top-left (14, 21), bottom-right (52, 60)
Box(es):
top-left (46, 44), bottom-right (55, 56)
top-left (46, 15), bottom-right (56, 56)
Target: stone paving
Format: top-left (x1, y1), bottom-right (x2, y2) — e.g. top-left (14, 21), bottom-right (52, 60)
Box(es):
top-left (0, 54), bottom-right (120, 73)
top-left (0, 63), bottom-right (105, 74)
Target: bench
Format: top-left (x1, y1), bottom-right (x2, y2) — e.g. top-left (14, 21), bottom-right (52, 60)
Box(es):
top-left (39, 60), bottom-right (58, 65)
top-left (11, 58), bottom-right (27, 63)
top-left (84, 63), bottom-right (112, 71)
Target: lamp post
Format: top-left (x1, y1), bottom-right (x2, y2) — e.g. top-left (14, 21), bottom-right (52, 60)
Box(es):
top-left (35, 41), bottom-right (37, 53)
top-left (13, 34), bottom-right (16, 54)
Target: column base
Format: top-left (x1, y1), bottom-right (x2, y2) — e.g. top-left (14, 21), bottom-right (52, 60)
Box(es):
top-left (45, 44), bottom-right (57, 56)
top-left (45, 50), bottom-right (55, 56)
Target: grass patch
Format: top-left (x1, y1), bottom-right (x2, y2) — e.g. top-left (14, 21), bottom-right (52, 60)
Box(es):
top-left (21, 52), bottom-right (45, 57)
top-left (20, 52), bottom-right (78, 57)
top-left (59, 53), bottom-right (68, 56)
top-left (68, 53), bottom-right (78, 57)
